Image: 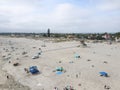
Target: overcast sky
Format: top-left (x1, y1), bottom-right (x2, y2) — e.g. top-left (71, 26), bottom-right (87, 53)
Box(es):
top-left (0, 0), bottom-right (120, 33)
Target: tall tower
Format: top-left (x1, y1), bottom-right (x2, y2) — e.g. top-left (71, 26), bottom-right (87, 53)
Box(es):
top-left (47, 28), bottom-right (50, 37)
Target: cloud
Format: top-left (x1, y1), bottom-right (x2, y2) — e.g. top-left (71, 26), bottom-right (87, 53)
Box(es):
top-left (0, 0), bottom-right (37, 30)
top-left (0, 0), bottom-right (120, 33)
top-left (0, 0), bottom-right (35, 15)
top-left (97, 0), bottom-right (120, 11)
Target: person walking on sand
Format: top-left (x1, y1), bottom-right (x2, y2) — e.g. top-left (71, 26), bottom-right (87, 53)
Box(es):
top-left (7, 75), bottom-right (9, 79)
top-left (38, 48), bottom-right (42, 55)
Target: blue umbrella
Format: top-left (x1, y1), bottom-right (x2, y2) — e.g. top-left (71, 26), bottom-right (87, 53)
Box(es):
top-left (99, 72), bottom-right (108, 77)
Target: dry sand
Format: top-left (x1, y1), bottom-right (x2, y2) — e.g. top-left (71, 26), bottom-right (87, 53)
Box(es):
top-left (0, 36), bottom-right (120, 90)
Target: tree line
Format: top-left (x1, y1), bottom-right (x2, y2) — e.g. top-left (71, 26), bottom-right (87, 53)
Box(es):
top-left (0, 32), bottom-right (120, 40)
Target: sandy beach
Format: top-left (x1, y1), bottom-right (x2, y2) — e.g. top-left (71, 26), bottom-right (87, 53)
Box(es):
top-left (0, 36), bottom-right (120, 90)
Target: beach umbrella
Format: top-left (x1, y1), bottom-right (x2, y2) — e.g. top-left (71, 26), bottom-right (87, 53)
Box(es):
top-left (99, 72), bottom-right (108, 77)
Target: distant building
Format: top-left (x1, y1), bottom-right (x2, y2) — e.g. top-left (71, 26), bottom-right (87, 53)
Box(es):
top-left (11, 34), bottom-right (15, 37)
top-left (102, 33), bottom-right (111, 40)
top-left (35, 35), bottom-right (40, 38)
top-left (47, 28), bottom-right (50, 37)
